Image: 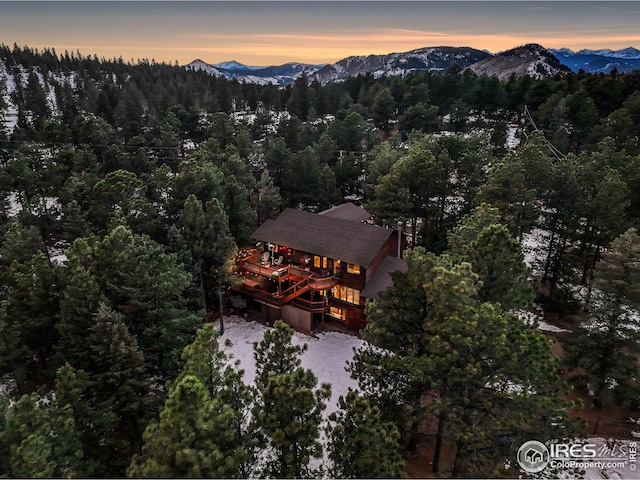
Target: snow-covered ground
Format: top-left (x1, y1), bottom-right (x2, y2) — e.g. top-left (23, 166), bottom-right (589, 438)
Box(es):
top-left (521, 227), bottom-right (552, 277)
top-left (219, 315), bottom-right (363, 416)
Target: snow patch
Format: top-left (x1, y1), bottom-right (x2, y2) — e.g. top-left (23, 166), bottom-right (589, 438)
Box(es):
top-left (518, 308), bottom-right (571, 333)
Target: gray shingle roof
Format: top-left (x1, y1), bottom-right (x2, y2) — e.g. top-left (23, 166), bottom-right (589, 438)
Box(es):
top-left (319, 202), bottom-right (372, 223)
top-left (251, 208), bottom-right (393, 267)
top-left (360, 256), bottom-right (408, 299)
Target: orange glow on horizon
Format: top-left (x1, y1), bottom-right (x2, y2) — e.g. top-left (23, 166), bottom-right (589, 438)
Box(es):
top-left (2, 2), bottom-right (639, 67)
top-left (8, 28), bottom-right (640, 67)
top-left (166, 28), bottom-right (640, 65)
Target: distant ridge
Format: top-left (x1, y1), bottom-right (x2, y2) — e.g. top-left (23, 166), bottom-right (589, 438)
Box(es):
top-left (187, 43), bottom-right (640, 85)
top-left (309, 46), bottom-right (492, 83)
top-left (186, 59), bottom-right (325, 85)
top-left (550, 47), bottom-right (640, 73)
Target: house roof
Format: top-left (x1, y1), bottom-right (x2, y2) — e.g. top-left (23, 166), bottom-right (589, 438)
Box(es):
top-left (319, 203), bottom-right (372, 223)
top-left (360, 256), bottom-right (408, 300)
top-left (252, 208), bottom-right (394, 267)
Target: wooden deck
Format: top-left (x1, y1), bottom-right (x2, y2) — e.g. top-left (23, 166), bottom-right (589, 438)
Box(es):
top-left (234, 252), bottom-right (339, 311)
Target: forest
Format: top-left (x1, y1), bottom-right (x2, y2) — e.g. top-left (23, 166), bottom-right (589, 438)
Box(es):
top-left (1, 43), bottom-right (640, 477)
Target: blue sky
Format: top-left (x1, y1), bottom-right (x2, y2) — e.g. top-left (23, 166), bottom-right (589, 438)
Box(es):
top-left (1, 1), bottom-right (639, 65)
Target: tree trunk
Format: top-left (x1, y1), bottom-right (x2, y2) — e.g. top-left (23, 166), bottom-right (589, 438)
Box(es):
top-left (199, 268), bottom-right (207, 314)
top-left (432, 412), bottom-right (447, 473)
top-left (218, 278), bottom-right (224, 335)
top-left (451, 440), bottom-right (465, 479)
top-left (542, 221), bottom-right (557, 282)
top-left (584, 243), bottom-right (602, 308)
top-left (408, 418), bottom-right (419, 452)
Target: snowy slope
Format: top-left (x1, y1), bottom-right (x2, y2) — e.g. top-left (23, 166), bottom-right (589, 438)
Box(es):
top-left (311, 46), bottom-right (491, 84)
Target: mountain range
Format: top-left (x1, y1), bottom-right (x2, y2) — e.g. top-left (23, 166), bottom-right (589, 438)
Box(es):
top-left (186, 44), bottom-right (640, 85)
top-left (549, 47), bottom-right (640, 74)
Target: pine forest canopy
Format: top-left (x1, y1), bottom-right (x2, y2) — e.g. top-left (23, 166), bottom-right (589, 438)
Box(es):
top-left (1, 43), bottom-right (640, 477)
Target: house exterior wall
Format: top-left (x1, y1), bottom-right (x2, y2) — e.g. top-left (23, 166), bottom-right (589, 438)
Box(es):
top-left (330, 298), bottom-right (367, 329)
top-left (282, 305), bottom-right (313, 333)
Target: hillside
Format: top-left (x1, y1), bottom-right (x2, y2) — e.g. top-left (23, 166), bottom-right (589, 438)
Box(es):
top-left (468, 43), bottom-right (572, 80)
top-left (310, 46), bottom-right (491, 83)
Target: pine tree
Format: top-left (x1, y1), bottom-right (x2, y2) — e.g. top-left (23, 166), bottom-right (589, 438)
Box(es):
top-left (88, 304), bottom-right (155, 461)
top-left (53, 364), bottom-right (121, 477)
top-left (179, 194), bottom-right (212, 312)
top-left (252, 321), bottom-right (331, 478)
top-left (253, 319), bottom-right (307, 390)
top-left (565, 227), bottom-right (640, 405)
top-left (205, 198), bottom-right (237, 334)
top-left (128, 375), bottom-right (246, 478)
top-left (56, 265), bottom-right (107, 371)
top-left (327, 390), bottom-right (405, 478)
top-left (351, 247), bottom-right (582, 476)
top-left (65, 225), bottom-right (199, 375)
top-left (0, 251), bottom-right (59, 381)
top-left (1, 391), bottom-right (84, 478)
top-left (180, 323), bottom-right (259, 475)
top-left (448, 208), bottom-right (534, 310)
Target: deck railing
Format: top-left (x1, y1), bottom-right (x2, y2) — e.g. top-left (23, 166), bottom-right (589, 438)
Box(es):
top-left (236, 252), bottom-right (340, 312)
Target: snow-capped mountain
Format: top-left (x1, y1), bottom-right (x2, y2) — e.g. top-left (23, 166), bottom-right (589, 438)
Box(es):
top-left (468, 44), bottom-right (571, 80)
top-left (309, 46), bottom-right (492, 84)
top-left (213, 60), bottom-right (263, 71)
top-left (186, 43), bottom-right (640, 85)
top-left (187, 59), bottom-right (225, 77)
top-left (577, 47), bottom-right (640, 59)
top-left (186, 59), bottom-right (326, 85)
top-left (550, 47), bottom-right (640, 73)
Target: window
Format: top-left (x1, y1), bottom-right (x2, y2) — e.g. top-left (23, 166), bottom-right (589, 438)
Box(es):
top-left (334, 259), bottom-right (341, 274)
top-left (333, 285), bottom-right (360, 305)
top-left (347, 263), bottom-right (360, 274)
top-left (314, 256), bottom-right (328, 268)
top-left (330, 307), bottom-right (346, 320)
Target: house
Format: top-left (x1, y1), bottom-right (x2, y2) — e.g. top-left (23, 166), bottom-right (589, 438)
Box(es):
top-left (232, 204), bottom-right (407, 333)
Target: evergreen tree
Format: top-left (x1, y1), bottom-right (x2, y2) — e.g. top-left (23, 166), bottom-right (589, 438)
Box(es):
top-left (371, 86), bottom-right (395, 134)
top-left (327, 390), bottom-right (405, 478)
top-left (56, 265), bottom-right (107, 371)
top-left (205, 198), bottom-right (237, 334)
top-left (65, 225), bottom-right (199, 376)
top-left (0, 251), bottom-right (59, 385)
top-left (351, 247), bottom-right (581, 477)
top-left (448, 207), bottom-right (534, 310)
top-left (53, 364), bottom-right (121, 477)
top-left (0, 391), bottom-right (84, 478)
top-left (127, 375), bottom-right (246, 478)
top-left (88, 304), bottom-right (155, 456)
top-left (178, 322), bottom-right (258, 476)
top-left (565, 227), bottom-right (640, 406)
top-left (253, 319), bottom-right (307, 390)
top-left (474, 151), bottom-right (537, 241)
top-left (252, 321), bottom-right (331, 478)
top-left (466, 223), bottom-right (534, 310)
top-left (253, 169), bottom-right (282, 223)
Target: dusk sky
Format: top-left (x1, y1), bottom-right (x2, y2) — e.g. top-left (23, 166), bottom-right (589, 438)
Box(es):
top-left (1, 1), bottom-right (640, 66)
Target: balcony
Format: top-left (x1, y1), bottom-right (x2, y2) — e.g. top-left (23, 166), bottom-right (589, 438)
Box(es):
top-left (233, 251), bottom-right (340, 311)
